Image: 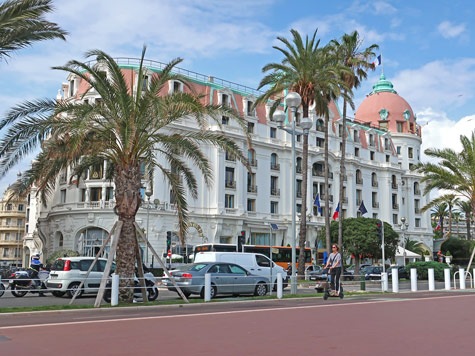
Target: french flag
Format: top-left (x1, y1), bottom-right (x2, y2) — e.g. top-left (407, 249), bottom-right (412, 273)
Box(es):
top-left (372, 55), bottom-right (382, 67)
top-left (435, 218), bottom-right (441, 231)
top-left (332, 202), bottom-right (340, 221)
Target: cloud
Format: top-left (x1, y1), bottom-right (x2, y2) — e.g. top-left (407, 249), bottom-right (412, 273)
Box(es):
top-left (372, 1), bottom-right (397, 14)
top-left (437, 21), bottom-right (467, 39)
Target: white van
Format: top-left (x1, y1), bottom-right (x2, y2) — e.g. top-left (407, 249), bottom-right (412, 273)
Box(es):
top-left (194, 252), bottom-right (288, 288)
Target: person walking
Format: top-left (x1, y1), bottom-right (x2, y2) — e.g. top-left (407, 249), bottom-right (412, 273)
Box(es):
top-left (324, 244), bottom-right (342, 296)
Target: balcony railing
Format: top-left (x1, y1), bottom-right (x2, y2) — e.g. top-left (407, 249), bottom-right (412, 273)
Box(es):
top-left (247, 185), bottom-right (258, 193)
top-left (372, 202), bottom-right (379, 208)
top-left (270, 163), bottom-right (280, 171)
top-left (313, 171), bottom-right (333, 179)
top-left (392, 183), bottom-right (398, 189)
top-left (249, 159), bottom-right (258, 167)
top-left (356, 178), bottom-right (363, 185)
top-left (392, 203), bottom-right (399, 209)
top-left (372, 181), bottom-right (378, 187)
top-left (270, 188), bottom-right (280, 196)
top-left (356, 199), bottom-right (362, 206)
top-left (225, 180), bottom-right (236, 189)
top-left (320, 194), bottom-right (333, 202)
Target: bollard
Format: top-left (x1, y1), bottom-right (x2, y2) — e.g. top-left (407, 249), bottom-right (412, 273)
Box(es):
top-left (444, 269), bottom-right (451, 290)
top-left (111, 273), bottom-right (119, 306)
top-left (410, 268), bottom-right (417, 292)
top-left (204, 273), bottom-right (211, 302)
top-left (459, 268), bottom-right (466, 290)
top-left (428, 268), bottom-right (435, 291)
top-left (392, 267), bottom-right (399, 293)
top-left (360, 275), bottom-right (366, 291)
top-left (277, 273), bottom-right (283, 299)
top-left (381, 272), bottom-right (388, 292)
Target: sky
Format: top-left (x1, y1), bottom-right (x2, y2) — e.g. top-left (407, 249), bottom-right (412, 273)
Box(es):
top-left (0, 0), bottom-right (474, 193)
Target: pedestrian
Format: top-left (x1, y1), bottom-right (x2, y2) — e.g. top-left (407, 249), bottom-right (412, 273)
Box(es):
top-left (324, 244), bottom-right (342, 296)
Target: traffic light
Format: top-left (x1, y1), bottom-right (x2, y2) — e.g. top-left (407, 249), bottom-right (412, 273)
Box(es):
top-left (376, 222), bottom-right (383, 241)
top-left (238, 231), bottom-right (246, 252)
top-left (166, 231), bottom-right (172, 250)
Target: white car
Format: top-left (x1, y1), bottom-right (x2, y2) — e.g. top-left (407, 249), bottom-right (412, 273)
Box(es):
top-left (47, 257), bottom-right (114, 298)
top-left (193, 252), bottom-right (288, 288)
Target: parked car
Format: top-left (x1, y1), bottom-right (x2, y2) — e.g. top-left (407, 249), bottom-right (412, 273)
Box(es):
top-left (345, 264), bottom-right (372, 278)
top-left (46, 257), bottom-right (115, 298)
top-left (387, 266), bottom-right (409, 279)
top-left (306, 265), bottom-right (324, 280)
top-left (163, 262), bottom-right (270, 298)
top-left (194, 252), bottom-right (288, 288)
top-left (363, 266), bottom-right (383, 280)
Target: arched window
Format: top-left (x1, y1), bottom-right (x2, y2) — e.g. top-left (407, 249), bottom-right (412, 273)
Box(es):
top-left (312, 162), bottom-right (324, 176)
top-left (76, 227), bottom-right (110, 257)
top-left (414, 182), bottom-right (420, 195)
top-left (356, 170), bottom-right (363, 184)
top-left (270, 153), bottom-right (279, 170)
top-left (316, 119), bottom-right (324, 132)
top-left (371, 172), bottom-right (378, 187)
top-left (392, 175), bottom-right (397, 189)
top-left (248, 149), bottom-right (256, 166)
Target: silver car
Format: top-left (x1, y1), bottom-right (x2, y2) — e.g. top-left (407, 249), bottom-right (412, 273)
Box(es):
top-left (164, 262), bottom-right (270, 299)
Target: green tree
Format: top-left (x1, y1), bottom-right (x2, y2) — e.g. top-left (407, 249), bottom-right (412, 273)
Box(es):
top-left (0, 0), bottom-right (67, 61)
top-left (422, 194), bottom-right (459, 238)
top-left (404, 238), bottom-right (425, 257)
top-left (457, 200), bottom-right (472, 240)
top-left (430, 203), bottom-right (448, 239)
top-left (330, 31), bottom-right (378, 249)
top-left (329, 217), bottom-right (399, 273)
top-left (256, 29), bottom-right (351, 276)
top-left (0, 48), bottom-right (249, 302)
top-left (441, 238), bottom-right (473, 265)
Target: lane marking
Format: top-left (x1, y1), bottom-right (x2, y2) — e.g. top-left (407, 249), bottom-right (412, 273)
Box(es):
top-left (0, 293), bottom-right (473, 331)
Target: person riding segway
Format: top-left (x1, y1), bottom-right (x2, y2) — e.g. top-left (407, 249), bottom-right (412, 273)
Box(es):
top-left (323, 244), bottom-right (344, 300)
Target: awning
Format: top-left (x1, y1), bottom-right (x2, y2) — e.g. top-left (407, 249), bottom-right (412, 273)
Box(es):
top-left (395, 246), bottom-right (421, 258)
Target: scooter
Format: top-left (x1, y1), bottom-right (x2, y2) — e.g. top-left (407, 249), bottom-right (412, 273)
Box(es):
top-left (321, 268), bottom-right (344, 300)
top-left (102, 271), bottom-right (159, 303)
top-left (9, 269), bottom-right (50, 297)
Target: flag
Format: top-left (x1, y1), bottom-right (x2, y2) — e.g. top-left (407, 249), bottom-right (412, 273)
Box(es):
top-left (314, 194), bottom-right (322, 214)
top-left (358, 201), bottom-right (368, 215)
top-left (372, 54), bottom-right (382, 67)
top-left (332, 202), bottom-right (340, 221)
top-left (435, 218), bottom-right (441, 231)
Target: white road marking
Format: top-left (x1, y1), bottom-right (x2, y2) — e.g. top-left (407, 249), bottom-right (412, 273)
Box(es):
top-left (0, 293), bottom-right (473, 331)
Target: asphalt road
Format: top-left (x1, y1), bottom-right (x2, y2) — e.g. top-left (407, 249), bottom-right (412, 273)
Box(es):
top-left (0, 291), bottom-right (474, 355)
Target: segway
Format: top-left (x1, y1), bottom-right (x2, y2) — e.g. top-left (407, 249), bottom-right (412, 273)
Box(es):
top-left (323, 268), bottom-right (344, 300)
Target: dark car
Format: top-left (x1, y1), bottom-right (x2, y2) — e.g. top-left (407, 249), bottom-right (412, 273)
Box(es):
top-left (387, 266), bottom-right (409, 279)
top-left (363, 266), bottom-right (383, 280)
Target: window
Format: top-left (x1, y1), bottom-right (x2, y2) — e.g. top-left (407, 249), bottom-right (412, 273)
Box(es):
top-left (3, 248), bottom-right (9, 258)
top-left (69, 79), bottom-right (75, 97)
top-left (296, 179), bottom-right (302, 198)
top-left (354, 130), bottom-right (360, 143)
top-left (80, 189), bottom-right (86, 202)
top-left (393, 214), bottom-right (398, 225)
top-left (90, 187), bottom-right (102, 201)
top-left (90, 162), bottom-right (103, 179)
top-left (270, 153), bottom-right (279, 170)
top-left (229, 264), bottom-right (247, 274)
top-left (373, 213), bottom-right (378, 219)
top-left (296, 204), bottom-right (302, 213)
top-left (6, 203), bottom-right (12, 211)
top-left (17, 218), bottom-right (22, 227)
top-left (247, 199), bottom-right (256, 212)
top-left (60, 189), bottom-right (67, 203)
top-left (316, 119), bottom-right (324, 132)
top-left (338, 124), bottom-right (343, 137)
top-left (222, 116), bottom-right (229, 125)
top-left (396, 146), bottom-right (401, 155)
top-left (18, 204), bottom-right (24, 211)
top-left (5, 218), bottom-right (11, 226)
top-left (256, 255), bottom-right (271, 267)
top-left (356, 189), bottom-right (362, 204)
top-left (386, 155), bottom-right (390, 163)
top-left (225, 194), bottom-right (234, 208)
top-left (173, 81), bottom-right (182, 93)
top-left (316, 137), bottom-right (324, 148)
top-left (4, 233), bottom-right (9, 241)
top-left (247, 122), bottom-right (254, 134)
top-left (246, 101), bottom-right (254, 116)
top-left (369, 134), bottom-right (375, 146)
top-left (270, 176), bottom-right (279, 195)
top-left (408, 147), bottom-right (414, 159)
top-left (296, 157), bottom-right (302, 173)
top-left (372, 192), bottom-right (378, 207)
top-left (295, 112), bottom-right (301, 126)
top-left (95, 98), bottom-right (103, 105)
top-left (270, 127), bottom-right (277, 138)
top-left (221, 94), bottom-right (229, 107)
top-left (225, 167), bottom-right (235, 186)
top-left (384, 138), bottom-right (389, 150)
top-left (225, 150), bottom-right (235, 161)
top-left (397, 122), bottom-right (403, 132)
top-left (142, 76), bottom-right (149, 91)
top-left (415, 218), bottom-right (421, 227)
top-left (106, 187), bottom-right (114, 201)
top-left (296, 134), bottom-right (301, 142)
top-left (355, 147), bottom-right (359, 157)
top-left (370, 151), bottom-right (375, 160)
top-left (356, 170), bottom-right (363, 184)
top-left (270, 201), bottom-right (278, 214)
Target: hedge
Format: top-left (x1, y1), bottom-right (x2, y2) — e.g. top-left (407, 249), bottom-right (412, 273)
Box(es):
top-left (405, 261), bottom-right (451, 281)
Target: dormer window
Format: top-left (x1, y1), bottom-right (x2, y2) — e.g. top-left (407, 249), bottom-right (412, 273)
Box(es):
top-left (142, 76), bottom-right (149, 91)
top-left (369, 133), bottom-right (375, 147)
top-left (354, 130), bottom-right (360, 143)
top-left (246, 100), bottom-right (254, 116)
top-left (69, 79), bottom-right (75, 97)
top-left (222, 94), bottom-right (229, 107)
top-left (384, 138), bottom-right (389, 150)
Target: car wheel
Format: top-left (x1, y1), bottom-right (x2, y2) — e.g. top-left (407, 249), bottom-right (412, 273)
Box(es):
top-left (181, 291), bottom-right (191, 298)
top-left (200, 284), bottom-right (217, 299)
top-left (0, 283), bottom-right (4, 298)
top-left (103, 290), bottom-right (111, 303)
top-left (67, 283), bottom-right (83, 298)
top-left (52, 291), bottom-right (65, 298)
top-left (254, 282), bottom-right (268, 297)
top-left (147, 287), bottom-right (159, 301)
top-left (323, 291), bottom-right (328, 300)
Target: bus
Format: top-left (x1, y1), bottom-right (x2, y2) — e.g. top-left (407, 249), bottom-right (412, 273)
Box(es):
top-left (193, 243), bottom-right (313, 268)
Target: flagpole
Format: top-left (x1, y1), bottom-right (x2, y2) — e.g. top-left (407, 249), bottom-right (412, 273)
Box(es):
top-left (381, 52), bottom-right (384, 75)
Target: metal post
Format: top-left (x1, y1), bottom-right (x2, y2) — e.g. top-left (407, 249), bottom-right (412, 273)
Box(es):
top-left (291, 108), bottom-right (297, 295)
top-left (444, 268), bottom-right (451, 290)
top-left (459, 268), bottom-right (466, 289)
top-left (381, 219), bottom-right (385, 273)
top-left (428, 268), bottom-right (435, 291)
top-left (410, 268), bottom-right (417, 292)
top-left (392, 267), bottom-right (399, 293)
top-left (111, 273), bottom-right (119, 306)
top-left (269, 224), bottom-right (273, 296)
top-left (204, 273), bottom-right (211, 302)
top-left (277, 273), bottom-right (283, 299)
top-left (145, 192), bottom-right (152, 266)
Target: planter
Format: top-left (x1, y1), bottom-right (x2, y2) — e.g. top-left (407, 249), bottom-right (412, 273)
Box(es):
top-left (445, 256), bottom-right (452, 264)
top-left (424, 256), bottom-right (431, 262)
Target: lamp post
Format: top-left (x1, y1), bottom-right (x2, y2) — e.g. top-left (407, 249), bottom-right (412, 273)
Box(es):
top-left (400, 217), bottom-right (409, 266)
top-left (273, 92), bottom-right (312, 294)
top-left (145, 190), bottom-right (152, 266)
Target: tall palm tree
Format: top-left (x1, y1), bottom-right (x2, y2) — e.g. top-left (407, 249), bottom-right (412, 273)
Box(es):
top-left (0, 47), bottom-right (249, 302)
top-left (330, 31), bottom-right (378, 249)
top-left (457, 200), bottom-right (472, 239)
top-left (430, 203), bottom-right (448, 238)
top-left (256, 29), bottom-right (351, 276)
top-left (452, 211), bottom-right (462, 237)
top-left (422, 194), bottom-right (459, 238)
top-left (0, 0), bottom-right (67, 61)
top-left (404, 238), bottom-right (425, 257)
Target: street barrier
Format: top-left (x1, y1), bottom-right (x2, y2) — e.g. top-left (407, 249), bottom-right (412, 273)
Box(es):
top-left (459, 268), bottom-right (466, 290)
top-left (428, 268), bottom-right (435, 291)
top-left (204, 273), bottom-right (211, 302)
top-left (277, 273), bottom-right (283, 299)
top-left (392, 267), bottom-right (399, 293)
top-left (111, 273), bottom-right (119, 306)
top-left (410, 268), bottom-right (417, 292)
top-left (444, 269), bottom-right (451, 290)
top-left (381, 272), bottom-right (388, 292)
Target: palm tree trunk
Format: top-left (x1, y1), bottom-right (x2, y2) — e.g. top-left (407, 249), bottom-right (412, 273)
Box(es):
top-left (298, 105), bottom-right (309, 277)
top-left (441, 216), bottom-right (444, 238)
top-left (114, 164), bottom-right (142, 303)
top-left (338, 97), bottom-right (347, 249)
top-left (448, 205), bottom-right (452, 238)
top-left (466, 220), bottom-right (471, 240)
top-left (324, 111), bottom-right (331, 254)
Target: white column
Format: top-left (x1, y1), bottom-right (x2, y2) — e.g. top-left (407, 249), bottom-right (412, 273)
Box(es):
top-left (111, 273), bottom-right (119, 306)
top-left (392, 267), bottom-right (399, 293)
top-left (277, 273), bottom-right (283, 299)
top-left (459, 268), bottom-right (466, 289)
top-left (381, 272), bottom-right (388, 292)
top-left (428, 268), bottom-right (435, 291)
top-left (204, 273), bottom-right (211, 302)
top-left (410, 268), bottom-right (417, 292)
top-left (444, 269), bottom-right (451, 290)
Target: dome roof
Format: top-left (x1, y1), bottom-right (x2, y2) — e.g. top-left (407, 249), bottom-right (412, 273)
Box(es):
top-left (355, 74), bottom-right (416, 132)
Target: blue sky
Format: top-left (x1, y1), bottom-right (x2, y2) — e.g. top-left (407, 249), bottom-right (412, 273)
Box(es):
top-left (0, 0), bottom-right (474, 192)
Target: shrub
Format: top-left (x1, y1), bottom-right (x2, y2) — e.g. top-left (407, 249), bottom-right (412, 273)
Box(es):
top-left (441, 238), bottom-right (472, 265)
top-left (45, 249), bottom-right (80, 266)
top-left (405, 261), bottom-right (450, 281)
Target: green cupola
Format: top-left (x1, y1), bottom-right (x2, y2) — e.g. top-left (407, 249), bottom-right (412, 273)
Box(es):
top-left (370, 73), bottom-right (397, 94)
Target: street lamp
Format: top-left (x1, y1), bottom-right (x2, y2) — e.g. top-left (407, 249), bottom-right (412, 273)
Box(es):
top-left (145, 190), bottom-right (153, 266)
top-left (273, 91), bottom-right (310, 295)
top-left (400, 217), bottom-right (409, 266)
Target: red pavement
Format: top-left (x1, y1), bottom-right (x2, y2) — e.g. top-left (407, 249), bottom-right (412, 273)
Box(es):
top-left (1, 293), bottom-right (474, 356)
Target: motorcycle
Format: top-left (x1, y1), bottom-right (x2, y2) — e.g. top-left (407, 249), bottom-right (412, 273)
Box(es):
top-left (9, 269), bottom-right (50, 297)
top-left (103, 271), bottom-right (159, 303)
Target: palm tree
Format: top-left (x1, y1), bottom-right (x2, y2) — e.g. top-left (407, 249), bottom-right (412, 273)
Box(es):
top-left (452, 211), bottom-right (462, 237)
top-left (0, 0), bottom-right (67, 61)
top-left (0, 47), bottom-right (249, 302)
top-left (422, 194), bottom-right (459, 238)
top-left (256, 29), bottom-right (351, 276)
top-left (457, 200), bottom-right (472, 239)
top-left (404, 238), bottom-right (425, 257)
top-left (330, 31), bottom-right (378, 249)
top-left (430, 203), bottom-right (448, 238)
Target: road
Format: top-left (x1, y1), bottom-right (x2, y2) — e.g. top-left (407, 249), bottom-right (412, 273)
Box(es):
top-left (0, 290), bottom-right (474, 355)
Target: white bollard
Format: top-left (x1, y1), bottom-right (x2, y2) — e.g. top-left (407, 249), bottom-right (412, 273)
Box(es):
top-left (381, 272), bottom-right (388, 292)
top-left (392, 267), bottom-right (399, 293)
top-left (111, 273), bottom-right (119, 306)
top-left (459, 268), bottom-right (466, 290)
top-left (444, 269), bottom-right (451, 290)
top-left (410, 268), bottom-right (417, 292)
top-left (428, 268), bottom-right (435, 291)
top-left (204, 273), bottom-right (211, 302)
top-left (277, 273), bottom-right (283, 299)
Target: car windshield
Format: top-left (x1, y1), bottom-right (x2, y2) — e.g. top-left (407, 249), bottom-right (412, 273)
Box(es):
top-left (188, 263), bottom-right (209, 272)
